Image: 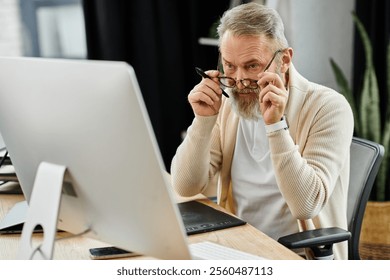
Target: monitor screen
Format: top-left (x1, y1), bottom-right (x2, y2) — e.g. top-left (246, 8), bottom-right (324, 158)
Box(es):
top-left (0, 57), bottom-right (191, 259)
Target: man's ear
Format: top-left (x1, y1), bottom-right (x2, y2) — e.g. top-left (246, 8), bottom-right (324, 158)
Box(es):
top-left (281, 48), bottom-right (293, 73)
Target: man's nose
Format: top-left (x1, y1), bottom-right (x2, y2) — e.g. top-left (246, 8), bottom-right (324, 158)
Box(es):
top-left (235, 70), bottom-right (246, 90)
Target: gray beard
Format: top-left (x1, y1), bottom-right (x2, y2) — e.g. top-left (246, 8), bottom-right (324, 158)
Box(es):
top-left (229, 68), bottom-right (284, 120)
top-left (230, 87), bottom-right (262, 120)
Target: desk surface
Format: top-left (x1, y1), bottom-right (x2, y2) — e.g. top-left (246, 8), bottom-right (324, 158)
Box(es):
top-left (0, 194), bottom-right (302, 260)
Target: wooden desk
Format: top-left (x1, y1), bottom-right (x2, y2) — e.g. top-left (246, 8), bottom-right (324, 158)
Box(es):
top-left (0, 194), bottom-right (302, 260)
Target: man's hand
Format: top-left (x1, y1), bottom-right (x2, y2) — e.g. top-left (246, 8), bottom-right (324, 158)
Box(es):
top-left (258, 72), bottom-right (288, 125)
top-left (188, 70), bottom-right (223, 116)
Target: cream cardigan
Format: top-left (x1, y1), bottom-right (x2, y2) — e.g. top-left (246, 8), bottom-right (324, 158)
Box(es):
top-left (171, 64), bottom-right (354, 259)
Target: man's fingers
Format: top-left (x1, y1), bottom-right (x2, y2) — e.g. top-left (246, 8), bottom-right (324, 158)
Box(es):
top-left (189, 90), bottom-right (215, 106)
top-left (257, 72), bottom-right (284, 89)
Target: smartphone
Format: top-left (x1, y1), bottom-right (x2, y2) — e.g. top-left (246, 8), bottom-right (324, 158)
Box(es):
top-left (89, 246), bottom-right (140, 260)
top-left (0, 223), bottom-right (43, 234)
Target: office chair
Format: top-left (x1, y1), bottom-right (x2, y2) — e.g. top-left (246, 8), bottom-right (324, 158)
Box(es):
top-left (278, 137), bottom-right (385, 260)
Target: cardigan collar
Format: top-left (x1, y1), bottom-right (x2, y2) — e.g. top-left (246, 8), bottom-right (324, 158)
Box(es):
top-left (284, 63), bottom-right (310, 142)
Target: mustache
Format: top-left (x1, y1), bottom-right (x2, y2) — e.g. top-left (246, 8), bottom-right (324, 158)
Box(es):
top-left (231, 87), bottom-right (260, 95)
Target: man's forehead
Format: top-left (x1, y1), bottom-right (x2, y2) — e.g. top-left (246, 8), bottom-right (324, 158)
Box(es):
top-left (220, 31), bottom-right (274, 53)
top-left (220, 32), bottom-right (274, 62)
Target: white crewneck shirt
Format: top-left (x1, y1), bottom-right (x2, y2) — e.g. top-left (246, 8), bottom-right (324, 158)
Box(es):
top-left (231, 117), bottom-right (298, 240)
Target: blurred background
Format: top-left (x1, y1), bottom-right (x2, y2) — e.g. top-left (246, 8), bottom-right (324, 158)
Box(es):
top-left (0, 0), bottom-right (389, 171)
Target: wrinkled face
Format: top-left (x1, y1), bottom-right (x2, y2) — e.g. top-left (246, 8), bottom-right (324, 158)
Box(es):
top-left (219, 31), bottom-right (281, 120)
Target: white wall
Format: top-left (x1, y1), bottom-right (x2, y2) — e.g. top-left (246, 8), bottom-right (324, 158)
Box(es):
top-left (0, 0), bottom-right (23, 147)
top-left (0, 0), bottom-right (23, 56)
top-left (36, 4), bottom-right (87, 58)
top-left (267, 0), bottom-right (355, 91)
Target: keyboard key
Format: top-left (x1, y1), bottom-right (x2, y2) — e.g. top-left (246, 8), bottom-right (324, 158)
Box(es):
top-left (189, 241), bottom-right (266, 260)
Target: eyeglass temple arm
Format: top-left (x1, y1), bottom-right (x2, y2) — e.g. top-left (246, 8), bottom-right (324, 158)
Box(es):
top-left (263, 49), bottom-right (283, 72)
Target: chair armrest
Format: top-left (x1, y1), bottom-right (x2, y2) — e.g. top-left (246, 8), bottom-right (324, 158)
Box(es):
top-left (278, 227), bottom-right (351, 248)
top-left (278, 227), bottom-right (351, 259)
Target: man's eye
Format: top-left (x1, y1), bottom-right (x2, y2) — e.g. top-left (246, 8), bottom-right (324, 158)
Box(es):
top-left (226, 63), bottom-right (234, 69)
top-left (248, 64), bottom-right (259, 69)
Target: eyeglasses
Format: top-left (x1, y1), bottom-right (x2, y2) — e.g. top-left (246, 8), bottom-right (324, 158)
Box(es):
top-left (218, 49), bottom-right (283, 89)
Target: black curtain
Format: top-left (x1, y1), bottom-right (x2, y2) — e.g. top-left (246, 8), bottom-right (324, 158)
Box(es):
top-left (353, 0), bottom-right (390, 200)
top-left (82, 0), bottom-right (229, 169)
top-left (353, 0), bottom-right (390, 123)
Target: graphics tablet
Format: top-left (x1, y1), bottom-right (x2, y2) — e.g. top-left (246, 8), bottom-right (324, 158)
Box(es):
top-left (178, 200), bottom-right (246, 235)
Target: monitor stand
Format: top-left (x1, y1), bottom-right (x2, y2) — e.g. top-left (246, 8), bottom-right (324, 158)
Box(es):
top-left (0, 200), bottom-right (28, 233)
top-left (17, 162), bottom-right (66, 260)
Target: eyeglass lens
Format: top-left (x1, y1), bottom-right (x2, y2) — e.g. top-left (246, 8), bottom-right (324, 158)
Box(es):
top-left (219, 77), bottom-right (258, 89)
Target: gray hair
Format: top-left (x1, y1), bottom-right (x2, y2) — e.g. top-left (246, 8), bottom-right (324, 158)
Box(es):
top-left (217, 3), bottom-right (288, 50)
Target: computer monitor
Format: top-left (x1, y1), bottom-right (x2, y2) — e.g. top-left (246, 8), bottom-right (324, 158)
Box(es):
top-left (0, 56), bottom-right (191, 259)
top-left (0, 132), bottom-right (5, 150)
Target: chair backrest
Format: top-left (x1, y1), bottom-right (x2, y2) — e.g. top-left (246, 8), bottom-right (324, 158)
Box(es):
top-left (347, 137), bottom-right (384, 259)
